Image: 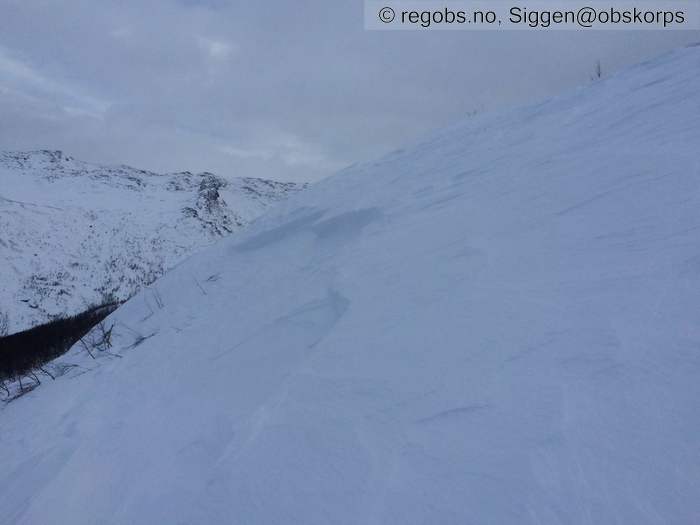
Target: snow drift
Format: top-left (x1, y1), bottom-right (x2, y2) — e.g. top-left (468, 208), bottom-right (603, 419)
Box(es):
top-left (2, 46), bottom-right (700, 524)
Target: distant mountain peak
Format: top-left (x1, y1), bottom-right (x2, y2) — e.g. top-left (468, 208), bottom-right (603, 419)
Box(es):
top-left (0, 152), bottom-right (307, 333)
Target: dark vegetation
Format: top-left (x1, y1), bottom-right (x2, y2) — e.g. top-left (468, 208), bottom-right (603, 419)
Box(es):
top-left (0, 302), bottom-right (119, 400)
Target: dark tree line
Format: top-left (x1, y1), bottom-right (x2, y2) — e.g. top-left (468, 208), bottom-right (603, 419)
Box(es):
top-left (0, 302), bottom-right (118, 396)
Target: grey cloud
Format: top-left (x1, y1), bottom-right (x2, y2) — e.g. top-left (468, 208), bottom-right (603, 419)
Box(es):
top-left (0, 0), bottom-right (697, 181)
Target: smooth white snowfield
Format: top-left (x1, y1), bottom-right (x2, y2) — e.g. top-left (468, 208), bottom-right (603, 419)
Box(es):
top-left (2, 46), bottom-right (700, 524)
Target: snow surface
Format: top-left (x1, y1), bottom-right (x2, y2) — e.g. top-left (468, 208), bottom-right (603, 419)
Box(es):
top-left (2, 46), bottom-right (700, 524)
top-left (0, 151), bottom-right (305, 333)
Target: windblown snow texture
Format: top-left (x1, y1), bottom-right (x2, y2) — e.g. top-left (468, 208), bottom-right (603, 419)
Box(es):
top-left (1, 46), bottom-right (700, 524)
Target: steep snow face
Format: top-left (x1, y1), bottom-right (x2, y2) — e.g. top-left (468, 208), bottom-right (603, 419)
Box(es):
top-left (0, 150), bottom-right (305, 333)
top-left (2, 46), bottom-right (700, 524)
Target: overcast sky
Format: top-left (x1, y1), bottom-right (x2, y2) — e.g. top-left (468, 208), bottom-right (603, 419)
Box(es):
top-left (0, 1), bottom-right (697, 181)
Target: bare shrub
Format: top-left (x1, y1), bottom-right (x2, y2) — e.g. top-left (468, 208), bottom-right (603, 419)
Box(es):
top-left (79, 320), bottom-right (114, 358)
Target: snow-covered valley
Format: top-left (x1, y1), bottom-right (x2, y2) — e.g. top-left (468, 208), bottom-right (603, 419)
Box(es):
top-left (1, 45), bottom-right (700, 524)
top-left (0, 150), bottom-right (305, 334)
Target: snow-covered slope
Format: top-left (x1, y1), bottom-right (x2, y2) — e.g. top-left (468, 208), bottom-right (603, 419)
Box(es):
top-left (0, 151), bottom-right (305, 333)
top-left (3, 45), bottom-right (700, 523)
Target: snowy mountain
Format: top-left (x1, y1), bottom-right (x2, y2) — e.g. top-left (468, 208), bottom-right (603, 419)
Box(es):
top-left (3, 45), bottom-right (700, 523)
top-left (0, 150), bottom-right (305, 333)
